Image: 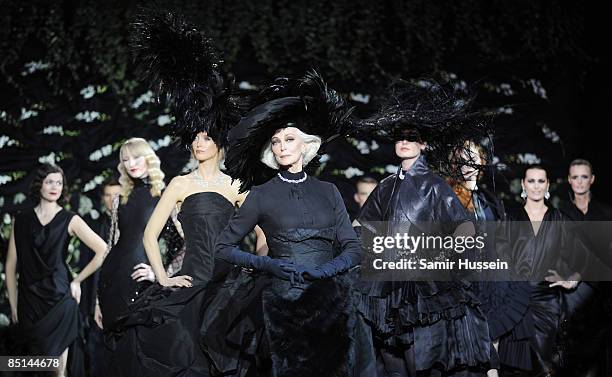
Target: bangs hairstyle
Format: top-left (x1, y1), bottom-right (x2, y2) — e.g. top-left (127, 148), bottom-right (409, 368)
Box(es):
top-left (260, 128), bottom-right (322, 169)
top-left (117, 138), bottom-right (165, 203)
top-left (30, 163), bottom-right (70, 205)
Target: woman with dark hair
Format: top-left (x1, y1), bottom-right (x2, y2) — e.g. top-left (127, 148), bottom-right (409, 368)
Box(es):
top-left (497, 165), bottom-right (584, 375)
top-left (211, 70), bottom-right (368, 376)
top-left (5, 163), bottom-right (108, 377)
top-left (450, 141), bottom-right (531, 375)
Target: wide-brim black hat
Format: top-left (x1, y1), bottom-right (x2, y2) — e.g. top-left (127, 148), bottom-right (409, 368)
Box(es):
top-left (225, 70), bottom-right (354, 192)
top-left (356, 78), bottom-right (492, 179)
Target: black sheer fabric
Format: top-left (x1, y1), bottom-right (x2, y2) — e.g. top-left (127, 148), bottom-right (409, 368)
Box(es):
top-left (13, 208), bottom-right (85, 376)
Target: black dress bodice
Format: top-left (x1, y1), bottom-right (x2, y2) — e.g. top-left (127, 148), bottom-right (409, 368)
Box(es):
top-left (216, 170), bottom-right (361, 269)
top-left (177, 192), bottom-right (235, 283)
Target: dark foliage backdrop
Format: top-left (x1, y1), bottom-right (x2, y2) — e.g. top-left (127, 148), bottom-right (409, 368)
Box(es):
top-left (0, 1), bottom-right (609, 334)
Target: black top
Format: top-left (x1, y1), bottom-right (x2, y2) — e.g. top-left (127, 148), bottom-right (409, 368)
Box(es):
top-left (559, 195), bottom-right (612, 221)
top-left (216, 170), bottom-right (361, 268)
top-left (177, 191), bottom-right (235, 283)
top-left (500, 207), bottom-right (585, 280)
top-left (99, 179), bottom-right (158, 330)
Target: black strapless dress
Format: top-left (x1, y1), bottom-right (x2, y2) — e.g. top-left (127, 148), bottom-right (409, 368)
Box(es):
top-left (13, 208), bottom-right (85, 376)
top-left (108, 192), bottom-right (235, 377)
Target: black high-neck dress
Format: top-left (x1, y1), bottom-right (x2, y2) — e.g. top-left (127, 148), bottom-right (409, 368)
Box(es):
top-left (214, 170), bottom-right (365, 376)
top-left (13, 208), bottom-right (85, 376)
top-left (108, 192), bottom-right (236, 377)
top-left (99, 179), bottom-right (158, 331)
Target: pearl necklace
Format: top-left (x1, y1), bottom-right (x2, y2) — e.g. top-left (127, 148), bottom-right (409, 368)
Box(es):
top-left (277, 172), bottom-right (307, 183)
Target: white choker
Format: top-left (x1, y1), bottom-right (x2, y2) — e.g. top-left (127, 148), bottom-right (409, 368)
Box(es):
top-left (277, 172), bottom-right (307, 183)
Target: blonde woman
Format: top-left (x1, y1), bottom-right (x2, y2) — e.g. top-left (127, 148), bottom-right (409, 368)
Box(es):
top-left (97, 137), bottom-right (165, 332)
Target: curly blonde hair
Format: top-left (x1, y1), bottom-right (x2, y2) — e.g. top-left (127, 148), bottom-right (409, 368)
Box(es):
top-left (117, 138), bottom-right (165, 203)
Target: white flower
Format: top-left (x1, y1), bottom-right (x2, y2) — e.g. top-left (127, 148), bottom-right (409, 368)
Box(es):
top-left (21, 61), bottom-right (51, 76)
top-left (157, 114), bottom-right (172, 126)
top-left (0, 175), bottom-right (12, 185)
top-left (38, 152), bottom-right (57, 164)
top-left (449, 72), bottom-right (458, 79)
top-left (131, 91), bottom-right (154, 109)
top-left (80, 85), bottom-right (96, 99)
top-left (0, 196), bottom-right (4, 207)
top-left (79, 196), bottom-right (94, 216)
top-left (42, 125), bottom-right (64, 136)
top-left (453, 81), bottom-right (467, 92)
top-left (0, 135), bottom-right (17, 149)
top-left (496, 83), bottom-right (515, 96)
top-left (14, 193), bottom-right (26, 204)
top-left (90, 209), bottom-right (100, 220)
top-left (238, 81), bottom-right (256, 90)
top-left (370, 140), bottom-right (380, 151)
top-left (497, 106), bottom-right (514, 115)
top-left (528, 79), bottom-right (548, 100)
top-left (517, 153), bottom-right (541, 164)
top-left (20, 108), bottom-right (39, 120)
top-left (3, 213), bottom-right (11, 224)
top-left (356, 140), bottom-right (370, 154)
top-left (319, 154), bottom-right (330, 163)
top-left (344, 167), bottom-right (364, 179)
top-left (541, 125), bottom-right (561, 143)
top-left (0, 111), bottom-right (7, 120)
top-left (89, 144), bottom-right (113, 161)
top-left (349, 93), bottom-right (371, 104)
top-left (149, 136), bottom-right (172, 151)
top-left (385, 164), bottom-right (398, 174)
top-left (75, 111), bottom-right (101, 123)
top-left (510, 178), bottom-right (523, 194)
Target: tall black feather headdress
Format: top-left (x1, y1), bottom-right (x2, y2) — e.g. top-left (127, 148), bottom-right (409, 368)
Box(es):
top-left (131, 8), bottom-right (241, 148)
top-left (225, 70), bottom-right (354, 192)
top-left (356, 78), bottom-right (492, 179)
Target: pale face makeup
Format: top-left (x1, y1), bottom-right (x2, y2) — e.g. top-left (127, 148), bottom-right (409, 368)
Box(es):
top-left (460, 145), bottom-right (482, 182)
top-left (271, 127), bottom-right (306, 168)
top-left (40, 173), bottom-right (63, 203)
top-left (191, 131), bottom-right (220, 162)
top-left (122, 148), bottom-right (149, 179)
top-left (568, 164), bottom-right (594, 196)
top-left (522, 168), bottom-right (549, 202)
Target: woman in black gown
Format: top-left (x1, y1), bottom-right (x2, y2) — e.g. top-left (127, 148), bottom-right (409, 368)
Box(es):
top-left (5, 163), bottom-right (108, 376)
top-left (497, 165), bottom-right (583, 375)
top-left (214, 71), bottom-right (366, 376)
top-left (106, 12), bottom-right (262, 376)
top-left (98, 137), bottom-right (164, 334)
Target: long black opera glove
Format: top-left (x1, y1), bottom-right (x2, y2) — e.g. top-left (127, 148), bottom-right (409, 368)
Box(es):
top-left (217, 247), bottom-right (297, 280)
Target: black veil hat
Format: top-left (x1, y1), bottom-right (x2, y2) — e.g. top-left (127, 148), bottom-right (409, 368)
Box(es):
top-left (356, 78), bottom-right (492, 179)
top-left (131, 8), bottom-right (242, 149)
top-left (225, 70), bottom-right (354, 192)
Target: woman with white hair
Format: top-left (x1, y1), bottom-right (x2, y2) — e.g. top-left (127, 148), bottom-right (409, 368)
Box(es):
top-left (211, 71), bottom-right (369, 376)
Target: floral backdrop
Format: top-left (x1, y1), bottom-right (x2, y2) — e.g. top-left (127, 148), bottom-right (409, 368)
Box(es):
top-left (0, 1), bottom-right (600, 324)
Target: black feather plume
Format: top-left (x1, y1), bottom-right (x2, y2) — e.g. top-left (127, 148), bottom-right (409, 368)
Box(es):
top-left (131, 8), bottom-right (239, 148)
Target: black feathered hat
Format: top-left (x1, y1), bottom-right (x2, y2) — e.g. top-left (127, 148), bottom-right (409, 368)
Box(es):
top-left (357, 78), bottom-right (492, 179)
top-left (131, 8), bottom-right (241, 149)
top-left (225, 70), bottom-right (354, 192)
